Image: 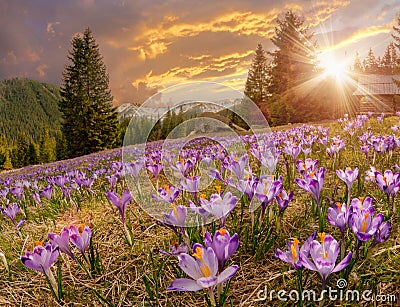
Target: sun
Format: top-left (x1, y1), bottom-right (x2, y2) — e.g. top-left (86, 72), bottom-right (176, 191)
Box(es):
top-left (317, 52), bottom-right (348, 81)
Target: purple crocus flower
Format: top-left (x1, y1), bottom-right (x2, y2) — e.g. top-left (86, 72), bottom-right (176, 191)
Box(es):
top-left (125, 159), bottom-right (144, 179)
top-left (254, 176), bottom-right (282, 218)
top-left (295, 158), bottom-right (318, 175)
top-left (160, 241), bottom-right (189, 257)
top-left (39, 185), bottom-right (53, 200)
top-left (1, 203), bottom-right (25, 229)
top-left (163, 204), bottom-right (187, 227)
top-left (226, 154), bottom-right (249, 179)
top-left (32, 192), bottom-right (43, 205)
top-left (283, 143), bottom-right (301, 160)
top-left (0, 188), bottom-right (8, 199)
top-left (299, 233), bottom-right (352, 289)
top-left (275, 190), bottom-right (293, 215)
top-left (336, 167), bottom-right (359, 191)
top-left (69, 225), bottom-right (92, 257)
top-left (199, 192), bottom-right (238, 226)
top-left (204, 228), bottom-right (239, 272)
top-left (10, 186), bottom-right (24, 200)
top-left (374, 170), bottom-right (400, 198)
top-left (167, 244), bottom-right (238, 293)
top-left (48, 227), bottom-right (76, 261)
top-left (171, 159), bottom-right (194, 177)
top-left (349, 197), bottom-right (374, 214)
top-left (152, 185), bottom-right (181, 204)
top-left (295, 167), bottom-right (325, 206)
top-left (189, 199), bottom-right (210, 225)
top-left (106, 189), bottom-right (132, 223)
top-left (327, 202), bottom-right (349, 232)
top-left (180, 176), bottom-right (201, 201)
top-left (180, 176), bottom-right (201, 193)
top-left (349, 206), bottom-right (384, 242)
top-left (234, 176), bottom-right (258, 201)
top-left (373, 221), bottom-right (392, 244)
top-left (21, 242), bottom-right (60, 275)
top-left (275, 232), bottom-right (316, 269)
top-left (146, 162), bottom-right (164, 181)
top-left (1, 203), bottom-right (20, 223)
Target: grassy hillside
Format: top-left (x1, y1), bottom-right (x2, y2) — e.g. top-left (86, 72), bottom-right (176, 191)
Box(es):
top-left (0, 78), bottom-right (62, 144)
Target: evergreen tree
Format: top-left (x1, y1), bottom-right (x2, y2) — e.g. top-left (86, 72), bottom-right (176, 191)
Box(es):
top-left (353, 51), bottom-right (363, 73)
top-left (392, 15), bottom-right (400, 76)
top-left (0, 135), bottom-right (7, 169)
top-left (27, 142), bottom-right (39, 165)
top-left (363, 48), bottom-right (378, 73)
top-left (11, 132), bottom-right (29, 168)
top-left (2, 150), bottom-right (13, 170)
top-left (39, 128), bottom-right (56, 163)
top-left (244, 43), bottom-right (269, 119)
top-left (55, 131), bottom-right (68, 161)
top-left (60, 28), bottom-right (119, 158)
top-left (266, 10), bottom-right (318, 124)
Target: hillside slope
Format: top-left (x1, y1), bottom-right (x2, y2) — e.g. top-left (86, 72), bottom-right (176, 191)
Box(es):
top-left (0, 78), bottom-right (62, 144)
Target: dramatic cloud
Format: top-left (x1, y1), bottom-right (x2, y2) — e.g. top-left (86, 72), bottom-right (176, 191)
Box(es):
top-left (0, 0), bottom-right (398, 104)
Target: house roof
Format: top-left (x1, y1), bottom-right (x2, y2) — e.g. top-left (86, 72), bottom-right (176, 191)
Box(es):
top-left (353, 74), bottom-right (400, 96)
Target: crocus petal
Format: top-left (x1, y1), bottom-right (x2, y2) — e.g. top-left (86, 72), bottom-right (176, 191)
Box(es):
top-left (167, 278), bottom-right (203, 291)
top-left (217, 265), bottom-right (239, 284)
top-left (332, 252), bottom-right (353, 273)
top-left (299, 252), bottom-right (317, 271)
top-left (178, 254), bottom-right (203, 280)
top-left (196, 276), bottom-right (219, 289)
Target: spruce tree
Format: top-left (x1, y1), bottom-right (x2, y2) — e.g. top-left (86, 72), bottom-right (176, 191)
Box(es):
top-left (266, 10), bottom-right (318, 124)
top-left (39, 128), bottom-right (56, 163)
top-left (244, 43), bottom-right (269, 119)
top-left (353, 51), bottom-right (363, 73)
top-left (60, 28), bottom-right (119, 158)
top-left (11, 132), bottom-right (29, 168)
top-left (27, 142), bottom-right (39, 165)
top-left (2, 150), bottom-right (13, 170)
top-left (363, 48), bottom-right (378, 74)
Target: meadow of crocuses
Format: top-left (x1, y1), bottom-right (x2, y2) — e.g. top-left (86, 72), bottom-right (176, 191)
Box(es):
top-left (0, 113), bottom-right (399, 306)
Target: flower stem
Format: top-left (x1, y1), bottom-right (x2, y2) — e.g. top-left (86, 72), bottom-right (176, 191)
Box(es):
top-left (208, 287), bottom-right (216, 306)
top-left (47, 269), bottom-right (59, 299)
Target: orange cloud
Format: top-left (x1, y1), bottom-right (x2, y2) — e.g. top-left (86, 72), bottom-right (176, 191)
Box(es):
top-left (35, 63), bottom-right (48, 77)
top-left (324, 22), bottom-right (394, 51)
top-left (133, 49), bottom-right (254, 89)
top-left (130, 10), bottom-right (279, 61)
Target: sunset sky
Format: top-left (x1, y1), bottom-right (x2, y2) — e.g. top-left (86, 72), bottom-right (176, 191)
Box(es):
top-left (0, 0), bottom-right (399, 105)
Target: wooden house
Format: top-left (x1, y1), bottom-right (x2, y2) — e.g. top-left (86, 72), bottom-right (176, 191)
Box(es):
top-left (352, 74), bottom-right (400, 114)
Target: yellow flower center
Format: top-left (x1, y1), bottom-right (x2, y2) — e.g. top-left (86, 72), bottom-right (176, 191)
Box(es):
top-left (192, 247), bottom-right (211, 277)
top-left (291, 238), bottom-right (299, 261)
top-left (318, 232), bottom-right (329, 259)
top-left (78, 224), bottom-right (85, 234)
top-left (216, 186), bottom-right (221, 195)
top-left (336, 202), bottom-right (342, 209)
top-left (361, 213), bottom-right (369, 232)
top-left (200, 194), bottom-right (207, 199)
top-left (219, 228), bottom-right (227, 236)
top-left (233, 157), bottom-right (239, 162)
top-left (35, 240), bottom-right (44, 246)
top-left (170, 203), bottom-right (179, 219)
top-left (309, 172), bottom-right (315, 179)
top-left (164, 185), bottom-right (171, 195)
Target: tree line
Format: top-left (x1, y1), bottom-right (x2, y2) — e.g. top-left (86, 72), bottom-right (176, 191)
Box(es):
top-left (244, 11), bottom-right (400, 126)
